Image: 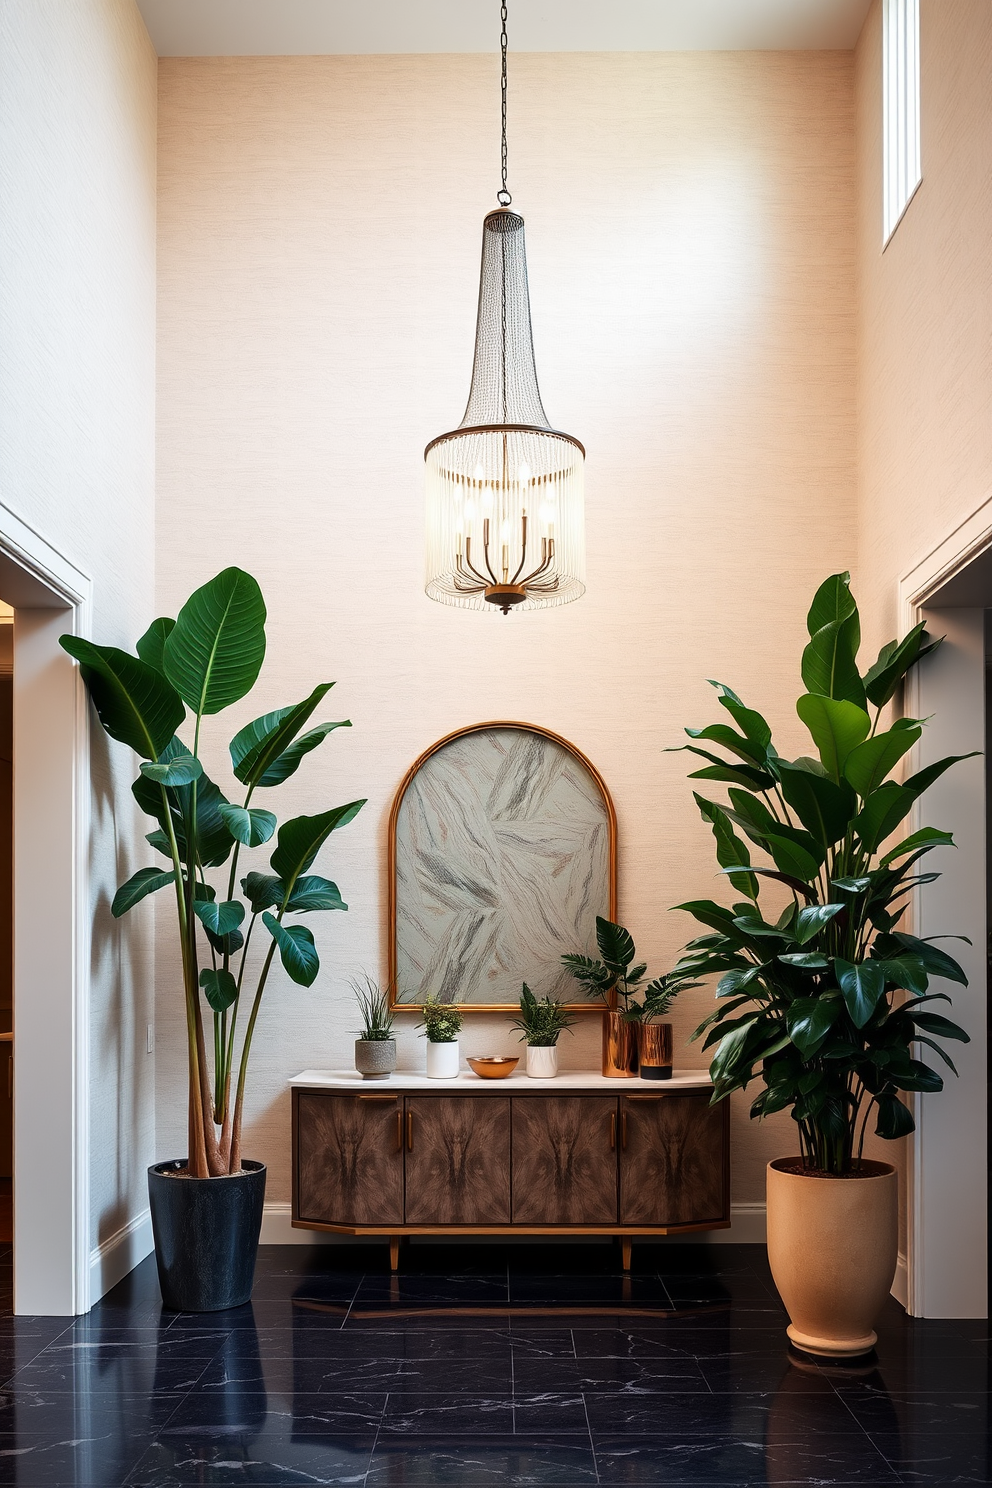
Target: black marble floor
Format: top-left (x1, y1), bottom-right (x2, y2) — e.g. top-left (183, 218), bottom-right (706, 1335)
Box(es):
top-left (0, 1240), bottom-right (986, 1485)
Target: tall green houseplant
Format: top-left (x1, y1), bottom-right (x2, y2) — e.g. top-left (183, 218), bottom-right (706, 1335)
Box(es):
top-left (673, 573), bottom-right (971, 1174)
top-left (61, 568), bottom-right (365, 1179)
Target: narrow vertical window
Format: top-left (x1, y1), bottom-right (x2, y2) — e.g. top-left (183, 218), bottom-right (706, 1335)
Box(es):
top-left (882, 0), bottom-right (922, 244)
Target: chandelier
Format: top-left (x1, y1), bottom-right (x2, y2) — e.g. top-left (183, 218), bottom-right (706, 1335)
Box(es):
top-left (424, 4), bottom-right (586, 616)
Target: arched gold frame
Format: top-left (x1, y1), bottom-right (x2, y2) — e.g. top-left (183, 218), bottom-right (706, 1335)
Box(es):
top-left (387, 721), bottom-right (617, 1012)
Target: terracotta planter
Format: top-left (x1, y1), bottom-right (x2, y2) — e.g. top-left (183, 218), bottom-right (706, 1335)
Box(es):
top-left (601, 1010), bottom-right (638, 1078)
top-left (766, 1158), bottom-right (898, 1357)
top-left (637, 1022), bottom-right (673, 1080)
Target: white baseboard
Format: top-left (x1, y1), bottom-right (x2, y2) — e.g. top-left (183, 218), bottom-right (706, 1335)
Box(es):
top-left (89, 1207), bottom-right (154, 1303)
top-left (260, 1201), bottom-right (768, 1246)
top-left (892, 1250), bottom-right (909, 1309)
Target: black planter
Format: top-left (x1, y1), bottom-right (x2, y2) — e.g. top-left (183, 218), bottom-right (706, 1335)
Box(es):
top-left (147, 1159), bottom-right (266, 1312)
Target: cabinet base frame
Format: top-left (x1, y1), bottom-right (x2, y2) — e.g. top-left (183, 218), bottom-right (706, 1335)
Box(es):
top-left (291, 1219), bottom-right (731, 1271)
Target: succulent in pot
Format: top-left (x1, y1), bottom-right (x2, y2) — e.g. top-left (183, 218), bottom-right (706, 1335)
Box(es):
top-left (672, 571), bottom-right (971, 1356)
top-left (417, 995), bottom-right (463, 1079)
top-left (60, 567), bottom-right (366, 1310)
top-left (352, 975), bottom-right (396, 1080)
top-left (510, 982), bottom-right (577, 1078)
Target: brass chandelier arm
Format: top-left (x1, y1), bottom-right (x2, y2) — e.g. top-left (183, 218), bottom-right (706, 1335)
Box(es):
top-left (510, 511), bottom-right (529, 583)
top-left (480, 521), bottom-right (500, 586)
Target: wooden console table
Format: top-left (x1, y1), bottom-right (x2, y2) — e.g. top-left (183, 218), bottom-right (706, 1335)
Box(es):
top-left (290, 1070), bottom-right (730, 1269)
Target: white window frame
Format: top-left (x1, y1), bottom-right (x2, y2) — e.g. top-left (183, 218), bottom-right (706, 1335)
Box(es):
top-left (882, 0), bottom-right (922, 246)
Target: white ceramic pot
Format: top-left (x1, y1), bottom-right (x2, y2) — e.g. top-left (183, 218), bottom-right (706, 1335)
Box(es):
top-left (766, 1157), bottom-right (898, 1357)
top-left (526, 1045), bottom-right (558, 1079)
top-left (426, 1040), bottom-right (460, 1079)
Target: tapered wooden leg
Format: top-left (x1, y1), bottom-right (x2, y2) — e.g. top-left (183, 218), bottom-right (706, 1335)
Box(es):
top-left (390, 1235), bottom-right (400, 1272)
top-left (621, 1237), bottom-right (632, 1272)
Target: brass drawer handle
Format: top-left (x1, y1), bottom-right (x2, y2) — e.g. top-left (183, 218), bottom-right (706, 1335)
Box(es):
top-left (609, 1111), bottom-right (616, 1150)
top-left (358, 1094), bottom-right (398, 1101)
top-left (407, 1111), bottom-right (414, 1151)
top-left (396, 1110), bottom-right (403, 1151)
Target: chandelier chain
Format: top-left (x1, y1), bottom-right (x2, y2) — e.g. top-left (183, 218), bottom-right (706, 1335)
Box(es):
top-left (498, 1), bottom-right (511, 206)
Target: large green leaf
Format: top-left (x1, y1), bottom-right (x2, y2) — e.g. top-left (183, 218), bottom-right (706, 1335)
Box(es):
top-left (229, 684), bottom-right (346, 787)
top-left (844, 721), bottom-right (922, 797)
top-left (796, 694), bottom-right (871, 781)
top-left (131, 741), bottom-right (234, 868)
top-left (135, 617), bottom-right (176, 674)
top-left (218, 804), bottom-right (277, 847)
top-left (875, 954), bottom-right (928, 995)
top-left (890, 932), bottom-right (969, 986)
top-left (193, 898), bottom-right (245, 937)
top-left (835, 958), bottom-right (886, 1028)
top-left (60, 637), bottom-right (184, 760)
top-left (901, 753), bottom-right (979, 797)
top-left (683, 723), bottom-right (769, 767)
top-left (853, 783), bottom-right (916, 853)
top-left (595, 917), bottom-right (636, 971)
top-left (863, 623), bottom-right (942, 708)
top-left (269, 800), bottom-right (366, 884)
top-left (111, 866), bottom-right (175, 918)
top-left (284, 875), bottom-right (347, 913)
top-left (259, 722), bottom-right (350, 787)
top-left (806, 572), bottom-right (857, 636)
top-left (880, 827), bottom-right (954, 865)
top-left (911, 1010), bottom-right (970, 1042)
top-left (242, 872), bottom-right (283, 913)
top-left (199, 967), bottom-right (238, 1013)
top-left (262, 912), bottom-right (319, 987)
top-left (140, 754), bottom-right (203, 787)
top-left (802, 615), bottom-right (867, 709)
top-left (786, 997), bottom-right (841, 1057)
top-left (777, 761), bottom-right (856, 847)
top-left (874, 1093), bottom-right (915, 1139)
top-left (794, 903), bottom-right (844, 944)
top-left (694, 795), bottom-right (758, 899)
top-left (712, 685), bottom-right (772, 748)
top-left (164, 567), bottom-right (266, 717)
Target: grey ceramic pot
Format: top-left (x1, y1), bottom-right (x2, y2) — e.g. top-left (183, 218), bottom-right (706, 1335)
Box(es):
top-left (355, 1038), bottom-right (396, 1080)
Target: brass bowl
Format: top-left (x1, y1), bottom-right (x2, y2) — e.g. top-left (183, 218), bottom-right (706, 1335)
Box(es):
top-left (467, 1055), bottom-right (519, 1080)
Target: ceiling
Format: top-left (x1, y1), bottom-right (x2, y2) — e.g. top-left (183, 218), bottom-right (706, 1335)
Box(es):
top-left (136, 0), bottom-right (874, 57)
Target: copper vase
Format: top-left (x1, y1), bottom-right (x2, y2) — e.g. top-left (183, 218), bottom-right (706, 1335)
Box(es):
top-left (602, 1010), bottom-right (638, 1078)
top-left (637, 1022), bottom-right (673, 1081)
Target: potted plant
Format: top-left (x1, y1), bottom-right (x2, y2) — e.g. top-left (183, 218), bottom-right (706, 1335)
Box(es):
top-left (561, 916), bottom-right (649, 1076)
top-left (510, 983), bottom-right (577, 1078)
top-left (673, 571), bottom-right (970, 1357)
top-left (60, 567), bottom-right (365, 1311)
top-left (352, 976), bottom-right (396, 1080)
top-left (417, 995), bottom-right (463, 1078)
top-left (623, 971), bottom-right (698, 1080)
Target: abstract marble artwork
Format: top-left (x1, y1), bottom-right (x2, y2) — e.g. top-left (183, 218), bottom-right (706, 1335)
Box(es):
top-left (392, 726), bottom-right (613, 1006)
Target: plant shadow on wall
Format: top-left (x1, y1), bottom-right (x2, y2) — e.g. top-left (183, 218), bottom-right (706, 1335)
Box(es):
top-left (671, 572), bottom-right (972, 1356)
top-left (61, 569), bottom-right (366, 1309)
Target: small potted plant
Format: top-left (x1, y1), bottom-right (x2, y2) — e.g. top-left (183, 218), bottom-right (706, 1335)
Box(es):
top-left (352, 976), bottom-right (396, 1080)
top-left (624, 971), bottom-right (698, 1080)
top-left (417, 995), bottom-right (463, 1078)
top-left (510, 983), bottom-right (577, 1078)
top-left (562, 917), bottom-right (650, 1077)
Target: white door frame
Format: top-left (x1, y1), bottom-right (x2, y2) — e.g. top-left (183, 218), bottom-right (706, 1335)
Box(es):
top-left (0, 499), bottom-right (92, 1315)
top-left (900, 498), bottom-right (992, 1318)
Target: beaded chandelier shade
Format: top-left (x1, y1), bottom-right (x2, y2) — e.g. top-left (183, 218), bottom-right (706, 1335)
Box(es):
top-left (424, 7), bottom-right (586, 615)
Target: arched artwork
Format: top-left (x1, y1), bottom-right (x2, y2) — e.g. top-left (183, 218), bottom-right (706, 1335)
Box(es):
top-left (389, 722), bottom-right (616, 1009)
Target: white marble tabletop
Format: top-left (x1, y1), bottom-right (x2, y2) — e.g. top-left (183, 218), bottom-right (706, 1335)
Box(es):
top-left (289, 1068), bottom-right (713, 1091)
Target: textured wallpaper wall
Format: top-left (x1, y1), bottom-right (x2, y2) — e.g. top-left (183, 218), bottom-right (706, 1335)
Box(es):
top-left (0, 0), bottom-right (158, 1259)
top-left (155, 51), bottom-right (857, 1214)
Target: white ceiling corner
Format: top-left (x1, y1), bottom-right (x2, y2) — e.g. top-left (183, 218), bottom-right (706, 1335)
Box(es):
top-left (136, 0), bottom-right (874, 58)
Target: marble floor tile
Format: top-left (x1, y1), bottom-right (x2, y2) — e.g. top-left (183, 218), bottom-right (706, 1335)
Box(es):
top-left (366, 1435), bottom-right (598, 1486)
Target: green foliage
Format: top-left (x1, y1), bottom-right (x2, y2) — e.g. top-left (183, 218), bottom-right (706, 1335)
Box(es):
top-left (417, 995), bottom-right (464, 1043)
top-left (60, 568), bottom-right (366, 1177)
top-left (352, 975), bottom-right (395, 1042)
top-left (562, 917), bottom-right (697, 1023)
top-left (672, 572), bottom-right (973, 1175)
top-left (510, 983), bottom-right (578, 1046)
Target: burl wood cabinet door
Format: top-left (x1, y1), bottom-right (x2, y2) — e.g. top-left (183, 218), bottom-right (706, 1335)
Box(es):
top-left (404, 1097), bottom-right (511, 1225)
top-left (619, 1093), bottom-right (727, 1226)
top-left (511, 1097), bottom-right (619, 1225)
top-left (296, 1092), bottom-right (404, 1226)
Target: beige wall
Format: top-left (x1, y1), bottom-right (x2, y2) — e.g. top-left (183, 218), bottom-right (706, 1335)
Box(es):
top-left (856, 0), bottom-right (992, 650)
top-left (156, 51), bottom-right (857, 1211)
top-left (0, 0), bottom-right (158, 1265)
